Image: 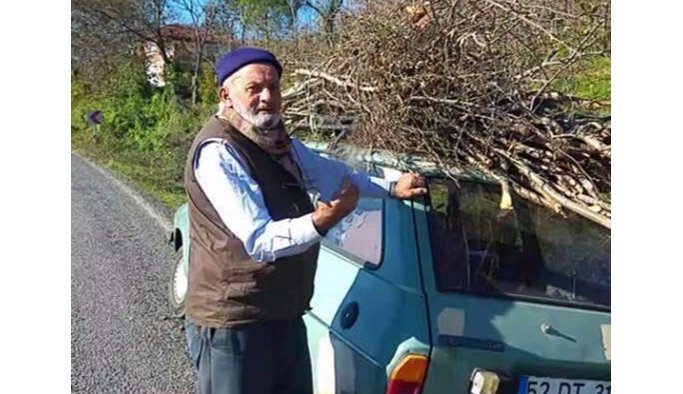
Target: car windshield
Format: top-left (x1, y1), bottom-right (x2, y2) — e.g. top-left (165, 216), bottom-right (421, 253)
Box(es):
top-left (427, 177), bottom-right (610, 309)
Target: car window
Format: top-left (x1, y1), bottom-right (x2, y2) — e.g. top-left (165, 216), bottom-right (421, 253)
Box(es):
top-left (427, 177), bottom-right (610, 309)
top-left (307, 150), bottom-right (384, 266)
top-left (324, 198), bottom-right (383, 266)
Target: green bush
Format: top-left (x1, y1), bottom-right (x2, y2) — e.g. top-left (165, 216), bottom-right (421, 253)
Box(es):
top-left (199, 61), bottom-right (220, 113)
top-left (71, 58), bottom-right (205, 210)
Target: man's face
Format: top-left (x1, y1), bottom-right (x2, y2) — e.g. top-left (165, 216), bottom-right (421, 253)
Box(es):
top-left (222, 63), bottom-right (282, 129)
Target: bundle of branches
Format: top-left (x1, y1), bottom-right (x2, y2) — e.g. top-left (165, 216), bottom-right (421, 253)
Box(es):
top-left (281, 0), bottom-right (611, 229)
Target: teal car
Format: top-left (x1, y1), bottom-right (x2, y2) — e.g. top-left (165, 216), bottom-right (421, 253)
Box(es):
top-left (167, 143), bottom-right (610, 394)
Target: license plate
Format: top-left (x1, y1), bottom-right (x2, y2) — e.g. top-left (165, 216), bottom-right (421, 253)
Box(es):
top-left (518, 376), bottom-right (611, 394)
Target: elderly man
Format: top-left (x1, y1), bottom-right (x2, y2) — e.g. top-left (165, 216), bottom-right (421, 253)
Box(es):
top-left (184, 47), bottom-right (427, 394)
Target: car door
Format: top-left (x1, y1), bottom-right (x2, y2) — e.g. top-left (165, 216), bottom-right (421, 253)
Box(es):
top-left (304, 179), bottom-right (431, 393)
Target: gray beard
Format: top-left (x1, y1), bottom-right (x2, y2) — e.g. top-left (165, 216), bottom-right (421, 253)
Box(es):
top-left (231, 98), bottom-right (281, 130)
top-left (221, 107), bottom-right (287, 155)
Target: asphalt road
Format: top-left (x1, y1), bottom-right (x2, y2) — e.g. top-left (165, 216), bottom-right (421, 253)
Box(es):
top-left (71, 154), bottom-right (195, 393)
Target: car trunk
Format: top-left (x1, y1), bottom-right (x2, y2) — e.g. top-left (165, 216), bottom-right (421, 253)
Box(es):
top-left (415, 177), bottom-right (610, 393)
top-left (422, 293), bottom-right (610, 393)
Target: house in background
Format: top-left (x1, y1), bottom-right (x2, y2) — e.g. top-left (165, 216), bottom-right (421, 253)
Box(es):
top-left (140, 24), bottom-right (231, 87)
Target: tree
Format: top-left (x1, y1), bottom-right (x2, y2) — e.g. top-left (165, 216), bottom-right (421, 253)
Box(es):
top-left (72, 2), bottom-right (140, 86)
top-left (231, 0), bottom-right (299, 41)
top-left (174, 0), bottom-right (221, 105)
top-left (72, 0), bottom-right (177, 68)
top-left (303, 0), bottom-right (344, 40)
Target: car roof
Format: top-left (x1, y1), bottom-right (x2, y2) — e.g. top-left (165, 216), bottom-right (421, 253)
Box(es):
top-left (303, 141), bottom-right (497, 184)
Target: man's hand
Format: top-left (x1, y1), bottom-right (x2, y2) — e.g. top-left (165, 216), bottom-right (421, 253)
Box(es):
top-left (312, 176), bottom-right (359, 235)
top-left (393, 172), bottom-right (428, 199)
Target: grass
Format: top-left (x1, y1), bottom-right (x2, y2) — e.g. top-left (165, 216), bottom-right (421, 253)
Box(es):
top-left (551, 56), bottom-right (611, 112)
top-left (72, 128), bottom-right (187, 212)
top-left (108, 160), bottom-right (187, 210)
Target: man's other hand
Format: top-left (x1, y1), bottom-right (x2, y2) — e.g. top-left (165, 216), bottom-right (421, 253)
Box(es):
top-left (312, 176), bottom-right (360, 235)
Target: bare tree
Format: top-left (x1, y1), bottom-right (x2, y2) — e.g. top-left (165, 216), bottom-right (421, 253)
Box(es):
top-left (287, 0), bottom-right (304, 46)
top-left (72, 4), bottom-right (136, 83)
top-left (73, 0), bottom-right (177, 66)
top-left (174, 0), bottom-right (221, 105)
top-left (303, 0), bottom-right (344, 40)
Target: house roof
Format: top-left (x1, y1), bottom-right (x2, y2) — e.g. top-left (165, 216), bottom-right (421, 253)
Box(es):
top-left (160, 24), bottom-right (229, 45)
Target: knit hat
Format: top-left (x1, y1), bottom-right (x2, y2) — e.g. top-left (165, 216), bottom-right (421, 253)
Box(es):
top-left (215, 47), bottom-right (283, 86)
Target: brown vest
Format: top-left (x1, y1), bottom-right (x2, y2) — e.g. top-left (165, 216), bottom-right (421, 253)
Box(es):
top-left (184, 116), bottom-right (319, 328)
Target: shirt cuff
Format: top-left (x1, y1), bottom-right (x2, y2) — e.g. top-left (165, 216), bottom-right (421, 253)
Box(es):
top-left (369, 176), bottom-right (394, 198)
top-left (299, 213), bottom-right (326, 240)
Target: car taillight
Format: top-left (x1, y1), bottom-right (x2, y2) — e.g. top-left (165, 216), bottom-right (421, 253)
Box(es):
top-left (386, 354), bottom-right (428, 394)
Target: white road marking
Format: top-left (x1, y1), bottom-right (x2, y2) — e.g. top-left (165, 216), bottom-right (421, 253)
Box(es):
top-left (74, 153), bottom-right (173, 233)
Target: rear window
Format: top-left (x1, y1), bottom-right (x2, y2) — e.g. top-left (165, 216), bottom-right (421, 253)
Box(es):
top-left (427, 178), bottom-right (610, 309)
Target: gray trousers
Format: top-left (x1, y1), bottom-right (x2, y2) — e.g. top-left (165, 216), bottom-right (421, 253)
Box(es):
top-left (185, 317), bottom-right (313, 394)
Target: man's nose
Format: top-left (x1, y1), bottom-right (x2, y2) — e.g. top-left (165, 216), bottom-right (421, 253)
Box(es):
top-left (259, 88), bottom-right (272, 103)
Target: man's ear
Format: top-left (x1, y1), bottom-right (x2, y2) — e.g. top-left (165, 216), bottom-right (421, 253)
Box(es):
top-left (219, 86), bottom-right (232, 108)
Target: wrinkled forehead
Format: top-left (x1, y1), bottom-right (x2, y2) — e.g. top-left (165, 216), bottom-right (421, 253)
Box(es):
top-left (232, 63), bottom-right (280, 86)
